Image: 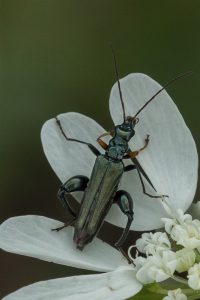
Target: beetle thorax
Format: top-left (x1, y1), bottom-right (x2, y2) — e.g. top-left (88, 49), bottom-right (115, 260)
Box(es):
top-left (106, 135), bottom-right (128, 161)
top-left (105, 120), bottom-right (135, 161)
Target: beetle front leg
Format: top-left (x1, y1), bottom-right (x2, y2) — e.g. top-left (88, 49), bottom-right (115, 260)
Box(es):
top-left (113, 190), bottom-right (134, 263)
top-left (96, 132), bottom-right (111, 150)
top-left (124, 134), bottom-right (150, 158)
top-left (52, 175), bottom-right (89, 232)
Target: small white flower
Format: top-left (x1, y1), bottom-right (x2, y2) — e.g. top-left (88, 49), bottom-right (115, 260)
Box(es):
top-left (188, 263), bottom-right (200, 290)
top-left (175, 248), bottom-right (196, 273)
top-left (134, 250), bottom-right (177, 284)
top-left (162, 288), bottom-right (187, 300)
top-left (163, 207), bottom-right (200, 250)
top-left (162, 203), bottom-right (194, 233)
top-left (136, 232), bottom-right (171, 254)
top-left (174, 223), bottom-right (200, 249)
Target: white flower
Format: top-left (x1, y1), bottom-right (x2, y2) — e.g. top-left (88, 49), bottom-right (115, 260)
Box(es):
top-left (163, 207), bottom-right (200, 250)
top-left (163, 288), bottom-right (187, 300)
top-left (0, 73), bottom-right (198, 299)
top-left (188, 263), bottom-right (200, 290)
top-left (171, 223), bottom-right (200, 249)
top-left (175, 248), bottom-right (196, 273)
top-left (134, 250), bottom-right (177, 284)
top-left (136, 232), bottom-right (171, 254)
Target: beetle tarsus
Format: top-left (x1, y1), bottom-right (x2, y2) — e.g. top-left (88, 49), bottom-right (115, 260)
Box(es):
top-left (51, 218), bottom-right (76, 232)
top-left (136, 166), bottom-right (169, 199)
top-left (115, 246), bottom-right (133, 264)
top-left (140, 134), bottom-right (150, 150)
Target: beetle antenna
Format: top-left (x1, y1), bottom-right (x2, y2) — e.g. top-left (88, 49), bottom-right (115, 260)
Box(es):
top-left (110, 44), bottom-right (126, 122)
top-left (133, 70), bottom-right (193, 119)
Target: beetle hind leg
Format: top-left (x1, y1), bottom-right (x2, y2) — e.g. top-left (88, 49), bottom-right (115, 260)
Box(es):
top-left (113, 190), bottom-right (134, 263)
top-left (52, 175), bottom-right (89, 232)
top-left (58, 175), bottom-right (89, 215)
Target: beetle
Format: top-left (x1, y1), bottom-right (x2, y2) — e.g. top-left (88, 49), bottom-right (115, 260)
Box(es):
top-left (52, 65), bottom-right (191, 259)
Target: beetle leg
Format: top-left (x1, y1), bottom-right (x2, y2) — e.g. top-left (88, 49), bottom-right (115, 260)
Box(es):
top-left (51, 218), bottom-right (76, 232)
top-left (114, 190), bottom-right (134, 247)
top-left (97, 132), bottom-right (111, 150)
top-left (124, 163), bottom-right (168, 198)
top-left (125, 163), bottom-right (168, 198)
top-left (139, 134), bottom-right (150, 151)
top-left (52, 175), bottom-right (89, 232)
top-left (124, 134), bottom-right (150, 158)
top-left (97, 138), bottom-right (108, 150)
top-left (124, 164), bottom-right (137, 172)
top-left (56, 117), bottom-right (100, 156)
top-left (131, 157), bottom-right (157, 192)
top-left (113, 190), bottom-right (134, 263)
top-left (136, 166), bottom-right (168, 199)
top-left (58, 175), bottom-right (89, 216)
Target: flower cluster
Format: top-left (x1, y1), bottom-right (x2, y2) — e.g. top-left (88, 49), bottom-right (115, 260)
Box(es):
top-left (128, 199), bottom-right (200, 299)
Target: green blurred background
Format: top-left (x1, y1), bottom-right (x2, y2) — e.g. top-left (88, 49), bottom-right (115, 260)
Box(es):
top-left (0, 0), bottom-right (200, 297)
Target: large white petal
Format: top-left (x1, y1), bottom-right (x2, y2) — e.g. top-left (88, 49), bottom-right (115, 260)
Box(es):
top-left (41, 112), bottom-right (132, 231)
top-left (109, 73), bottom-right (198, 230)
top-left (41, 112), bottom-right (105, 183)
top-left (3, 267), bottom-right (142, 300)
top-left (0, 216), bottom-right (127, 272)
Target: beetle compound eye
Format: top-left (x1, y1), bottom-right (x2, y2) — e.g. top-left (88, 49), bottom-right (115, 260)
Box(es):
top-left (134, 118), bottom-right (139, 125)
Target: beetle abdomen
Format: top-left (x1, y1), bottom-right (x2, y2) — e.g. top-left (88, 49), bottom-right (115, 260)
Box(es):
top-left (74, 155), bottom-right (123, 249)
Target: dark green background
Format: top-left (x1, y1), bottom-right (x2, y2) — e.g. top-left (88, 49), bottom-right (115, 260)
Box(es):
top-left (0, 0), bottom-right (199, 298)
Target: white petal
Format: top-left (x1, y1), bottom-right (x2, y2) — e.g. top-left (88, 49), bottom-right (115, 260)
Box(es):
top-left (0, 216), bottom-right (128, 272)
top-left (163, 288), bottom-right (187, 300)
top-left (188, 263), bottom-right (200, 290)
top-left (3, 267), bottom-right (142, 300)
top-left (41, 112), bottom-right (105, 183)
top-left (41, 112), bottom-right (127, 230)
top-left (41, 111), bottom-right (151, 231)
top-left (109, 73), bottom-right (198, 230)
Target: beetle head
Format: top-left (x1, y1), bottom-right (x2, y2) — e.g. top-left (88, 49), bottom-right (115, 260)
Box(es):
top-left (116, 116), bottom-right (139, 141)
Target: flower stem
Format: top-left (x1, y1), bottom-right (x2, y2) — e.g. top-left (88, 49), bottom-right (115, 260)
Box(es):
top-left (188, 294), bottom-right (200, 300)
top-left (194, 249), bottom-right (200, 263)
top-left (171, 275), bottom-right (188, 285)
